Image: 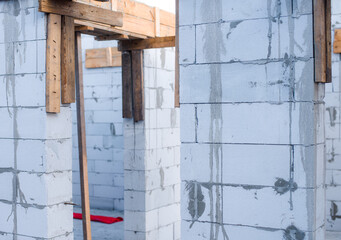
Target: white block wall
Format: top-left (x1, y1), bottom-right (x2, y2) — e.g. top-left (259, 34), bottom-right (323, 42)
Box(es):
top-left (180, 0), bottom-right (325, 239)
top-left (72, 35), bottom-right (124, 211)
top-left (325, 0), bottom-right (341, 233)
top-left (0, 1), bottom-right (73, 239)
top-left (124, 48), bottom-right (181, 240)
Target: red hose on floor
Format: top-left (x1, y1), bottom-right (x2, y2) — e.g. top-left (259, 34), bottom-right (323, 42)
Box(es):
top-left (73, 213), bottom-right (123, 224)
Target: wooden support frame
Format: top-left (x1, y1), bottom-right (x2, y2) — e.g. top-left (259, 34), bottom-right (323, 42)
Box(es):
top-left (39, 0), bottom-right (123, 27)
top-left (46, 14), bottom-right (61, 113)
top-left (118, 36), bottom-right (175, 51)
top-left (314, 0), bottom-right (332, 83)
top-left (75, 31), bottom-right (92, 240)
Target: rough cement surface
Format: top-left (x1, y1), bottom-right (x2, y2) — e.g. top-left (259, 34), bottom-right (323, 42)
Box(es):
top-left (180, 0), bottom-right (325, 239)
top-left (0, 0), bottom-right (73, 239)
top-left (124, 47), bottom-right (180, 240)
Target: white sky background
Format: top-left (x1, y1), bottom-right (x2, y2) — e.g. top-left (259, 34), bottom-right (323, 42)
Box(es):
top-left (135, 0), bottom-right (175, 13)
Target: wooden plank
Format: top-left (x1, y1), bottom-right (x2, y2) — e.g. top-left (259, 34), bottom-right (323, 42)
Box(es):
top-left (116, 14), bottom-right (174, 38)
top-left (118, 36), bottom-right (175, 51)
top-left (326, 0), bottom-right (332, 83)
top-left (95, 34), bottom-right (130, 41)
top-left (39, 0), bottom-right (123, 27)
top-left (46, 14), bottom-right (61, 113)
top-left (75, 31), bottom-right (92, 240)
top-left (122, 51), bottom-right (133, 118)
top-left (131, 50), bottom-right (144, 122)
top-left (61, 15), bottom-right (76, 104)
top-left (106, 47), bottom-right (113, 66)
top-left (74, 19), bottom-right (148, 39)
top-left (314, 0), bottom-right (327, 83)
top-left (334, 29), bottom-right (341, 53)
top-left (175, 0), bottom-right (179, 108)
top-left (154, 7), bottom-right (160, 37)
top-left (117, 0), bottom-right (175, 28)
top-left (85, 47), bottom-right (122, 68)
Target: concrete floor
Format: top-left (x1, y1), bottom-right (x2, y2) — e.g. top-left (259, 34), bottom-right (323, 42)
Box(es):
top-left (74, 208), bottom-right (124, 240)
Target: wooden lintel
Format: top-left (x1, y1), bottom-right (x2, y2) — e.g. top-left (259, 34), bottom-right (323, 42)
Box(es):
top-left (46, 14), bottom-right (61, 113)
top-left (39, 0), bottom-right (123, 27)
top-left (118, 36), bottom-right (175, 51)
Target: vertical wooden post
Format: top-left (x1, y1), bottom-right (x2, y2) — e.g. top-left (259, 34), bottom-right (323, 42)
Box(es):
top-left (325, 0), bottom-right (332, 83)
top-left (132, 50), bottom-right (144, 122)
top-left (61, 16), bottom-right (76, 104)
top-left (122, 51), bottom-right (133, 118)
top-left (174, 0), bottom-right (180, 107)
top-left (314, 0), bottom-right (331, 83)
top-left (75, 31), bottom-right (92, 240)
top-left (46, 14), bottom-right (61, 113)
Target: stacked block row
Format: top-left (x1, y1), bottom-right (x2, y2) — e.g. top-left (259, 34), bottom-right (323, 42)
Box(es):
top-left (0, 1), bottom-right (73, 239)
top-left (124, 47), bottom-right (181, 240)
top-left (325, 0), bottom-right (341, 234)
top-left (179, 0), bottom-right (325, 239)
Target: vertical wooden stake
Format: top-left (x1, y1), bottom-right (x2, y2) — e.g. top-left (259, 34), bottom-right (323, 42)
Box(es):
top-left (174, 0), bottom-right (180, 107)
top-left (325, 0), bottom-right (332, 83)
top-left (75, 31), bottom-right (92, 240)
top-left (46, 14), bottom-right (61, 113)
top-left (132, 50), bottom-right (144, 122)
top-left (122, 51), bottom-right (133, 118)
top-left (61, 16), bottom-right (76, 104)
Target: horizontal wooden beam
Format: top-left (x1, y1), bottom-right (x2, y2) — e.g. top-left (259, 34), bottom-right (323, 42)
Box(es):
top-left (72, 0), bottom-right (175, 39)
top-left (39, 0), bottom-right (123, 27)
top-left (74, 19), bottom-right (148, 39)
top-left (95, 34), bottom-right (130, 41)
top-left (118, 36), bottom-right (175, 51)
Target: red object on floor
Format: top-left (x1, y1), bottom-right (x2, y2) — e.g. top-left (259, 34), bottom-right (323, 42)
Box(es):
top-left (73, 213), bottom-right (123, 224)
